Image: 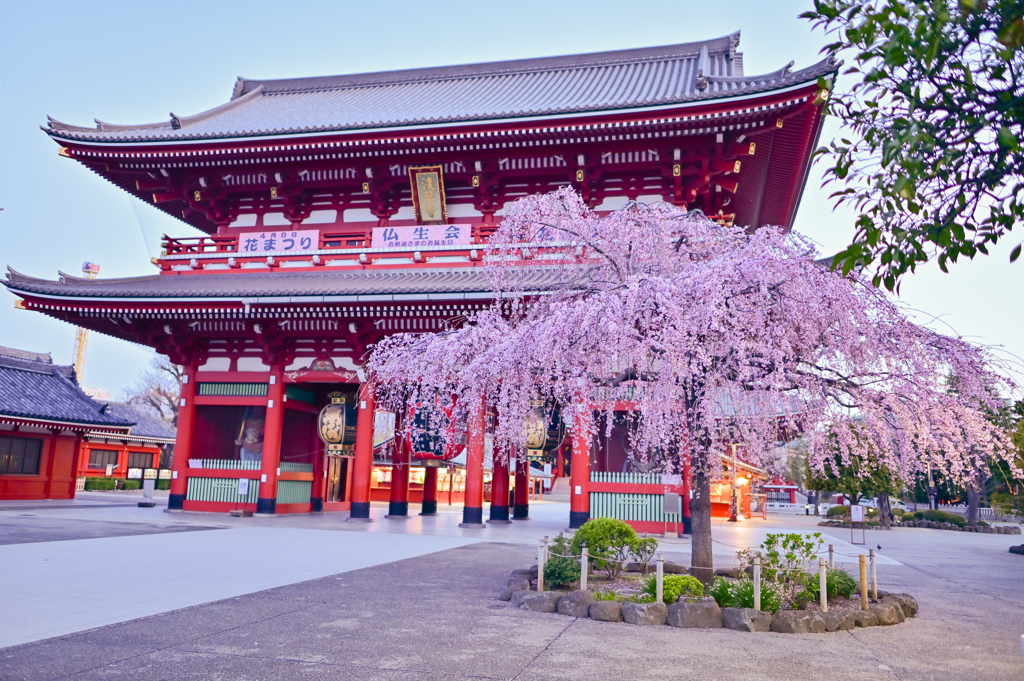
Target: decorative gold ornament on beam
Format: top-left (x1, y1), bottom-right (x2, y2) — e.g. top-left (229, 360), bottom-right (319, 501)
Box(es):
top-left (672, 164), bottom-right (681, 177)
top-left (575, 169), bottom-right (584, 182)
top-left (270, 186), bottom-right (278, 198)
top-left (472, 175), bottom-right (480, 188)
top-left (362, 182), bottom-right (370, 193)
top-left (776, 118), bottom-right (784, 129)
top-left (58, 147), bottom-right (71, 158)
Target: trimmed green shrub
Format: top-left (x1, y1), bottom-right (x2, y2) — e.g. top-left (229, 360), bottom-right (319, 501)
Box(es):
top-left (544, 534), bottom-right (581, 588)
top-left (121, 480), bottom-right (141, 491)
top-left (911, 509), bottom-right (966, 526)
top-left (156, 480), bottom-right (170, 490)
top-left (570, 518), bottom-right (637, 578)
top-left (84, 478), bottom-right (116, 491)
top-left (826, 505), bottom-right (850, 517)
top-left (891, 507), bottom-right (906, 517)
top-left (641, 574), bottom-right (704, 604)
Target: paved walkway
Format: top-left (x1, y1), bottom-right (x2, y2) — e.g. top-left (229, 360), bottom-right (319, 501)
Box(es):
top-left (2, 494), bottom-right (1021, 680)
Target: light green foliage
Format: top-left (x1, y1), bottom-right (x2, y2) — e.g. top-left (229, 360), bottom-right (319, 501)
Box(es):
top-left (544, 533), bottom-right (581, 588)
top-left (803, 0), bottom-right (1024, 289)
top-left (709, 577), bottom-right (782, 614)
top-left (891, 507), bottom-right (906, 517)
top-left (570, 518), bottom-right (637, 579)
top-left (758, 532), bottom-right (825, 608)
top-left (827, 505), bottom-right (850, 518)
top-left (641, 574), bottom-right (704, 604)
top-left (632, 536), bottom-right (659, 575)
top-left (592, 590), bottom-right (619, 601)
top-left (121, 480), bottom-right (141, 491)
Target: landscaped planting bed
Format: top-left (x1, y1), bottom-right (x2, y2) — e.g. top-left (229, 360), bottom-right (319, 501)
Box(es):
top-left (500, 521), bottom-right (918, 634)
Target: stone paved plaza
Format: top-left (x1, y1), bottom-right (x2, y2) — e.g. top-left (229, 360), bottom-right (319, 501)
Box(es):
top-left (1, 493), bottom-right (1022, 680)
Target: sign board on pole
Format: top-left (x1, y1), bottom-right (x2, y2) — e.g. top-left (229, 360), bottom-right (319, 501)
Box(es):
top-left (850, 504), bottom-right (865, 522)
top-left (238, 478), bottom-right (249, 496)
top-left (105, 464), bottom-right (114, 477)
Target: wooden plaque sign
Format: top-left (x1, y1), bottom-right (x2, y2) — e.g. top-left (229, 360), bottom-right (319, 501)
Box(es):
top-left (409, 166), bottom-right (448, 225)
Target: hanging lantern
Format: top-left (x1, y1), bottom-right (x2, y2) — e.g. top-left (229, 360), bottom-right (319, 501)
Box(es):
top-left (318, 392), bottom-right (348, 453)
top-left (524, 399), bottom-right (548, 452)
top-left (405, 392), bottom-right (464, 461)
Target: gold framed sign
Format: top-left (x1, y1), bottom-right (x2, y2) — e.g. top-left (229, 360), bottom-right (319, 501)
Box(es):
top-left (409, 166), bottom-right (447, 225)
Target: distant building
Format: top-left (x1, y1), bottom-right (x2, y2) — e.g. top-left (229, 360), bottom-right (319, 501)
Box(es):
top-left (78, 402), bottom-right (176, 487)
top-left (0, 347), bottom-right (133, 500)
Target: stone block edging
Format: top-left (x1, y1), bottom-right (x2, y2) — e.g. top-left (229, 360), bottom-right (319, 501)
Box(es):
top-left (503, 569), bottom-right (919, 634)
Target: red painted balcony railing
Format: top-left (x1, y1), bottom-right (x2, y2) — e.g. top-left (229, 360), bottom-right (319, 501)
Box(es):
top-left (161, 225), bottom-right (500, 257)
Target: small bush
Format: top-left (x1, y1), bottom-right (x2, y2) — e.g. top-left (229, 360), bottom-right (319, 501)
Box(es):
top-left (709, 577), bottom-right (781, 614)
top-left (121, 480), bottom-right (141, 491)
top-left (632, 536), bottom-right (658, 575)
top-left (806, 567), bottom-right (858, 601)
top-left (156, 480), bottom-right (170, 490)
top-left (544, 534), bottom-right (581, 588)
top-left (826, 505), bottom-right (849, 518)
top-left (570, 518), bottom-right (637, 579)
top-left (641, 574), bottom-right (704, 604)
top-left (891, 507), bottom-right (906, 517)
top-left (84, 478), bottom-right (116, 491)
top-left (592, 590), bottom-right (618, 601)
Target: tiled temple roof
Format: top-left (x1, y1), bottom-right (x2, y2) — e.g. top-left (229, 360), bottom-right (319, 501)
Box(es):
top-left (44, 33), bottom-right (836, 143)
top-left (4, 265), bottom-right (563, 302)
top-left (0, 351), bottom-right (134, 431)
top-left (95, 403), bottom-right (175, 442)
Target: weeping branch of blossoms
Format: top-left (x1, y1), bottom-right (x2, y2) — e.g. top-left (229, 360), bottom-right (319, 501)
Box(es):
top-left (367, 186), bottom-right (1019, 530)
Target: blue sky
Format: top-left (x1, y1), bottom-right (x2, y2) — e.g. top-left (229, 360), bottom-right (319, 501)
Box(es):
top-left (1, 0), bottom-right (1020, 396)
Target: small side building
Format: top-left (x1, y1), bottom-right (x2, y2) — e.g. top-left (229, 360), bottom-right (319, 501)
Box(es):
top-left (0, 347), bottom-right (134, 500)
top-left (78, 402), bottom-right (176, 486)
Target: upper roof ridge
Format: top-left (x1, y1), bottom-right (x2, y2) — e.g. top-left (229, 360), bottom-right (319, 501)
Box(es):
top-left (233, 33), bottom-right (742, 98)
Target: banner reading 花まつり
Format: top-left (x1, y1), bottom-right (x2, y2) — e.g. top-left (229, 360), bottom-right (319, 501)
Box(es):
top-left (238, 230), bottom-right (318, 253)
top-left (370, 225), bottom-right (470, 250)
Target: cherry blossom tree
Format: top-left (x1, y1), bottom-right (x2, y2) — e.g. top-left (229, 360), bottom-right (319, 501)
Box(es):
top-left (367, 187), bottom-right (1017, 577)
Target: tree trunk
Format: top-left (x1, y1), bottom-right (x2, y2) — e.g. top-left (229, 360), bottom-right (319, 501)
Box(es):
top-left (690, 468), bottom-right (714, 587)
top-left (967, 484), bottom-right (980, 527)
top-left (877, 493), bottom-right (891, 530)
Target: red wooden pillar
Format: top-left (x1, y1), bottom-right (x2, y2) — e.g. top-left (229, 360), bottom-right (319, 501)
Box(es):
top-left (168, 361), bottom-right (198, 510)
top-left (311, 435), bottom-right (326, 513)
top-left (569, 407), bottom-right (591, 529)
top-left (555, 439), bottom-right (566, 479)
top-left (460, 395), bottom-right (486, 528)
top-left (387, 414), bottom-right (410, 518)
top-left (513, 450), bottom-right (530, 520)
top-left (256, 365), bottom-right (285, 514)
top-left (348, 382), bottom-right (375, 521)
top-left (420, 466), bottom-right (439, 516)
top-left (489, 445), bottom-right (511, 522)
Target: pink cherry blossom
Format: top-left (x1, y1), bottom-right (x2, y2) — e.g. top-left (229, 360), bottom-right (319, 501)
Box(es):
top-left (368, 187), bottom-right (1017, 557)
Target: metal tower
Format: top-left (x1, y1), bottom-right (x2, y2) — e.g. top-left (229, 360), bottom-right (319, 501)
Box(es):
top-left (72, 262), bottom-right (100, 384)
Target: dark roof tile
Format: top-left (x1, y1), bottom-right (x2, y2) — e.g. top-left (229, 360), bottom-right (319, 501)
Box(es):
top-left (0, 353), bottom-right (134, 430)
top-left (44, 34), bottom-right (837, 143)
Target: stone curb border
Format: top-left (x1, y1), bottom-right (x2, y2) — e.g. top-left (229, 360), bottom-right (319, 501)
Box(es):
top-left (499, 567), bottom-right (918, 634)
